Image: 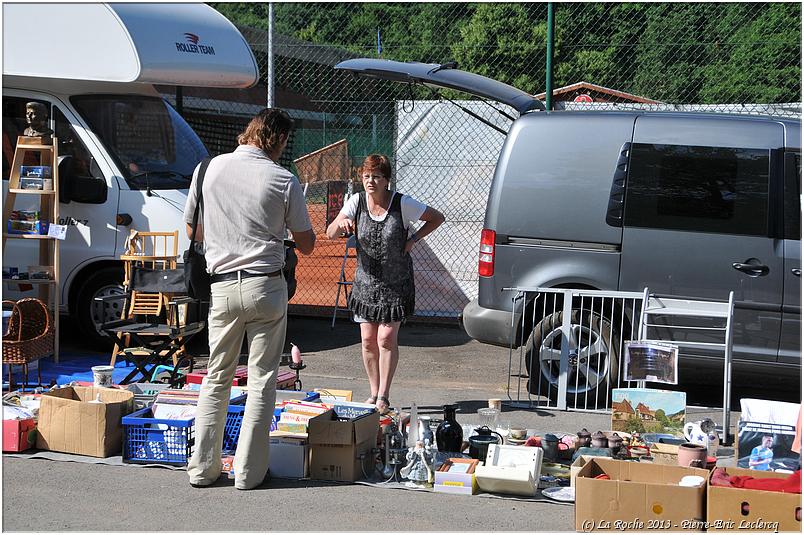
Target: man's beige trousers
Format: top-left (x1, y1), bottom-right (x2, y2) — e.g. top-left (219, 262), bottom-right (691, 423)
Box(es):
top-left (187, 274), bottom-right (287, 490)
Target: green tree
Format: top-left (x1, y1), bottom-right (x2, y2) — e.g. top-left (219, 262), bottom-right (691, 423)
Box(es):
top-left (624, 415), bottom-right (646, 435)
top-left (699, 2), bottom-right (801, 103)
top-left (451, 3), bottom-right (547, 94)
top-left (654, 408), bottom-right (671, 427)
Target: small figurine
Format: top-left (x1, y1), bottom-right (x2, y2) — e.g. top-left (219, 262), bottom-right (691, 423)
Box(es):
top-left (23, 102), bottom-right (53, 139)
top-left (400, 438), bottom-right (434, 488)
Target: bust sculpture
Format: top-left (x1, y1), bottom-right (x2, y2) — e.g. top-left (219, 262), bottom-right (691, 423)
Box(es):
top-left (23, 102), bottom-right (53, 138)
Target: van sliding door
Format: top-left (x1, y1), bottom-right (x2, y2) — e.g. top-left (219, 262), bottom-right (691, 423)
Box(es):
top-left (619, 116), bottom-right (784, 364)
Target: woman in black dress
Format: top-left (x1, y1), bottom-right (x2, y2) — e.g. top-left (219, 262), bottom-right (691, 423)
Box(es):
top-left (326, 154), bottom-right (445, 413)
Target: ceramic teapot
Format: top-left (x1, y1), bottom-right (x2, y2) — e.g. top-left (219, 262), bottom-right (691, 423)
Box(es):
top-left (683, 422), bottom-right (709, 449)
top-left (591, 430), bottom-right (608, 449)
top-left (468, 425), bottom-right (503, 460)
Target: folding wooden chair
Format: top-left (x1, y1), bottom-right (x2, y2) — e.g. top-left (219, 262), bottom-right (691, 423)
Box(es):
top-left (331, 234), bottom-right (357, 328)
top-left (97, 266), bottom-right (204, 385)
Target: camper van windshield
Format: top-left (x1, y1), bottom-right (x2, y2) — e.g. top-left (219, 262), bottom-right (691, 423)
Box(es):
top-left (71, 95), bottom-right (208, 190)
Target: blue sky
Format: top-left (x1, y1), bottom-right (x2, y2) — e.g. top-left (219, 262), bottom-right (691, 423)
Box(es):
top-left (612, 388), bottom-right (686, 414)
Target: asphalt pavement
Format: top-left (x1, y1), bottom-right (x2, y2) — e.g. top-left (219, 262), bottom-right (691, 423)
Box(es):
top-left (2, 315), bottom-right (799, 532)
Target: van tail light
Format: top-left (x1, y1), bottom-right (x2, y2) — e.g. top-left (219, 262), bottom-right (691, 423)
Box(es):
top-left (478, 228), bottom-right (496, 277)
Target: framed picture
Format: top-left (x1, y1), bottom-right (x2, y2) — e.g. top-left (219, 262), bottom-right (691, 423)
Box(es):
top-left (611, 388), bottom-right (686, 436)
top-left (623, 341), bottom-right (679, 384)
top-left (437, 458), bottom-right (479, 474)
top-left (736, 399), bottom-right (801, 471)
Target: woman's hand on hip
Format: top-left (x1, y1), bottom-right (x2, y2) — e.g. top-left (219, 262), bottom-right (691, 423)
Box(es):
top-left (338, 218), bottom-right (355, 236)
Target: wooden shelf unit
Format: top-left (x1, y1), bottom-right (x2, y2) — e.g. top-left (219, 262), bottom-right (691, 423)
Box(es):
top-left (2, 136), bottom-right (60, 363)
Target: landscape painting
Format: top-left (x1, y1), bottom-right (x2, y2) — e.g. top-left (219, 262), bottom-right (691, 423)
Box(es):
top-left (611, 388), bottom-right (686, 436)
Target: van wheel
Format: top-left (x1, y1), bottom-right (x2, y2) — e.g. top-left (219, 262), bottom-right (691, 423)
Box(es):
top-left (75, 266), bottom-right (126, 347)
top-left (524, 310), bottom-right (619, 404)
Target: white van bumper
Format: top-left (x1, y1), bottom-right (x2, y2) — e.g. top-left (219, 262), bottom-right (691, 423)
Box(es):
top-left (461, 298), bottom-right (519, 348)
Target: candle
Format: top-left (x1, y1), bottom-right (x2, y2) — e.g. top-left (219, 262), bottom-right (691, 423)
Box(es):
top-left (290, 343), bottom-right (302, 365)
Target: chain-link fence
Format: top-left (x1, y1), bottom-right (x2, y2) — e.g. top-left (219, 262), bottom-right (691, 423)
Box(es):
top-left (167, 2), bottom-right (801, 320)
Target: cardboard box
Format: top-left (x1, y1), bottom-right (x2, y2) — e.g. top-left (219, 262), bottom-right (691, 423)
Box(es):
top-left (650, 442), bottom-right (680, 465)
top-left (36, 386), bottom-right (134, 457)
top-left (269, 435), bottom-right (309, 479)
top-left (3, 418), bottom-right (36, 452)
top-left (571, 454), bottom-right (610, 487)
top-left (575, 458), bottom-right (708, 532)
top-left (308, 409), bottom-right (380, 482)
top-left (706, 467), bottom-right (801, 532)
top-left (220, 433), bottom-right (310, 479)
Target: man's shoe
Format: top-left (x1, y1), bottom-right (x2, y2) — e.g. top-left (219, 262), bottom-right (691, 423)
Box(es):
top-left (235, 469), bottom-right (271, 491)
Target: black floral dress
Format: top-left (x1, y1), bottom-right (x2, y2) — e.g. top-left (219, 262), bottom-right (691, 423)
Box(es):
top-left (347, 192), bottom-right (415, 323)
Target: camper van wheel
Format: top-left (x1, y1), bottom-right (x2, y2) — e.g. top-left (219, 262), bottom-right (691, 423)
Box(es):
top-left (524, 310), bottom-right (619, 404)
top-left (75, 266), bottom-right (126, 347)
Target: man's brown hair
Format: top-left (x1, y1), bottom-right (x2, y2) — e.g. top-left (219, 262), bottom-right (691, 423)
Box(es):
top-left (360, 154), bottom-right (392, 179)
top-left (237, 108), bottom-right (294, 153)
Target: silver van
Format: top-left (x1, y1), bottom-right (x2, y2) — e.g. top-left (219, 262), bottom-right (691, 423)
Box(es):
top-left (336, 59), bottom-right (801, 396)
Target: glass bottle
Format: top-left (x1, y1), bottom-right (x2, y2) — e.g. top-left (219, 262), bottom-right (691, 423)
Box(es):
top-left (435, 404), bottom-right (463, 453)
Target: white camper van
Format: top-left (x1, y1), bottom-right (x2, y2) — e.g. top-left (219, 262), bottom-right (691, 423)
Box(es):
top-left (2, 3), bottom-right (258, 343)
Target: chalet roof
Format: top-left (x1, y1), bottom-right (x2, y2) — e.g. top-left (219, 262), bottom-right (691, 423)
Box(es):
top-left (534, 81), bottom-right (661, 104)
top-left (612, 399), bottom-right (634, 414)
top-left (635, 402), bottom-right (654, 414)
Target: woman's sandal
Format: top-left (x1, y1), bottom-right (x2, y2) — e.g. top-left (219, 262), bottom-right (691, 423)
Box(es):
top-left (365, 395), bottom-right (378, 405)
top-left (375, 396), bottom-right (391, 415)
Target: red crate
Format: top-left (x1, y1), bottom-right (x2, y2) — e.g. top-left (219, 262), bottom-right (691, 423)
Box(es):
top-left (186, 365), bottom-right (248, 386)
top-left (3, 417), bottom-right (36, 452)
top-left (186, 367), bottom-right (297, 390)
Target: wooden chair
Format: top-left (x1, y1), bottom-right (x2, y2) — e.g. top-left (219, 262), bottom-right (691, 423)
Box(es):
top-left (2, 298), bottom-right (54, 389)
top-left (121, 230), bottom-right (179, 287)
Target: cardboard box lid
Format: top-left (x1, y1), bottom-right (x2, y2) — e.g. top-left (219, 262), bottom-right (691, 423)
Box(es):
top-left (307, 409), bottom-right (379, 446)
top-left (42, 386), bottom-right (133, 405)
top-left (651, 442), bottom-right (679, 455)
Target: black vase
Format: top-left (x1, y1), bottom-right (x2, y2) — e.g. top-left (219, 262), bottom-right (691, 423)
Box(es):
top-left (436, 404), bottom-right (463, 452)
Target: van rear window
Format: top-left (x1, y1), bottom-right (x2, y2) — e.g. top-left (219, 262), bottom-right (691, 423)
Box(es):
top-left (624, 143), bottom-right (769, 236)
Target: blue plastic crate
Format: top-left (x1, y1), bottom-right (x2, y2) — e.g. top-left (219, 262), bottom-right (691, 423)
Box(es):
top-left (222, 394), bottom-right (247, 453)
top-left (124, 395), bottom-right (250, 465)
top-left (122, 407), bottom-right (194, 466)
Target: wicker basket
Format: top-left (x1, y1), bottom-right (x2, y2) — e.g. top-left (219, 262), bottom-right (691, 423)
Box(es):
top-left (2, 298), bottom-right (54, 365)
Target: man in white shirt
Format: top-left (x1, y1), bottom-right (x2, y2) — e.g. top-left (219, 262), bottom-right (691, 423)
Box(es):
top-left (183, 108), bottom-right (315, 490)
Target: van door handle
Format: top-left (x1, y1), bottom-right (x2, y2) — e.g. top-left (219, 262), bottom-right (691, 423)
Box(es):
top-left (792, 268), bottom-right (801, 277)
top-left (732, 262), bottom-right (770, 277)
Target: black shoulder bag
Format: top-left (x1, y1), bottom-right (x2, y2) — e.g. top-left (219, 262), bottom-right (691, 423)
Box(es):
top-left (183, 158), bottom-right (212, 300)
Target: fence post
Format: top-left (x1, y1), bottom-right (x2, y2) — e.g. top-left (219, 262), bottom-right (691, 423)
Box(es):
top-left (267, 2), bottom-right (275, 108)
top-left (545, 3), bottom-right (555, 112)
top-left (557, 289), bottom-right (572, 410)
top-left (175, 86), bottom-right (183, 117)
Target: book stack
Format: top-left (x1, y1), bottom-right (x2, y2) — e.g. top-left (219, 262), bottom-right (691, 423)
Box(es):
top-left (275, 400), bottom-right (329, 434)
top-left (152, 390), bottom-right (201, 420)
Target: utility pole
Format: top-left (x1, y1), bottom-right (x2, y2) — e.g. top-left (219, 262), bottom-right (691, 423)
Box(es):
top-left (546, 3), bottom-right (555, 112)
top-left (267, 2), bottom-right (275, 108)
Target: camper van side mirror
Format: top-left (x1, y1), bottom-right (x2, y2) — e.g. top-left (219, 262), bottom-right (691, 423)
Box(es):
top-left (58, 155), bottom-right (107, 204)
